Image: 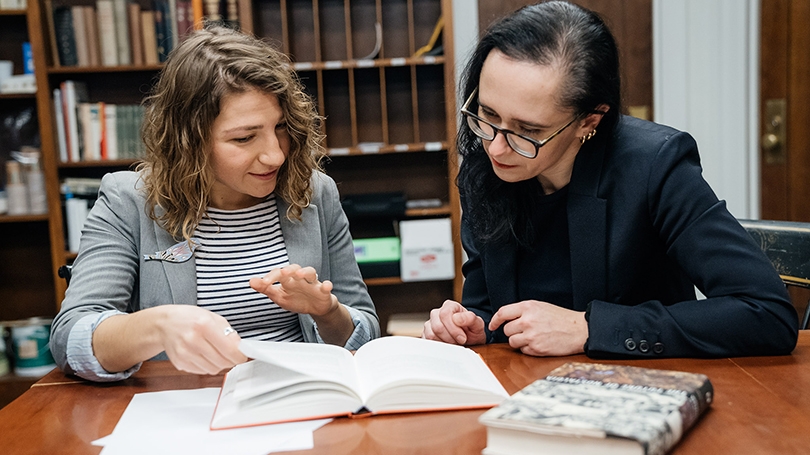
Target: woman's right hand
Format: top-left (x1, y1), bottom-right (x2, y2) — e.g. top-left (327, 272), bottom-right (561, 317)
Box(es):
top-left (93, 305), bottom-right (248, 375)
top-left (154, 305), bottom-right (248, 374)
top-left (422, 299), bottom-right (487, 346)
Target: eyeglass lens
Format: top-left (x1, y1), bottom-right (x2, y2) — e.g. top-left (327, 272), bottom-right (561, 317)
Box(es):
top-left (466, 116), bottom-right (536, 157)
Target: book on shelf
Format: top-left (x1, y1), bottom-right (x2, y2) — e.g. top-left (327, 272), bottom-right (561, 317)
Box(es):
top-left (52, 87), bottom-right (68, 162)
top-left (70, 5), bottom-right (89, 66)
top-left (141, 10), bottom-right (159, 65)
top-left (83, 5), bottom-right (101, 66)
top-left (479, 362), bottom-right (714, 455)
top-left (210, 336), bottom-right (509, 430)
top-left (113, 0), bottom-right (131, 65)
top-left (61, 80), bottom-right (89, 162)
top-left (53, 5), bottom-right (78, 66)
top-left (96, 0), bottom-right (118, 66)
top-left (127, 2), bottom-right (144, 66)
top-left (61, 177), bottom-right (102, 253)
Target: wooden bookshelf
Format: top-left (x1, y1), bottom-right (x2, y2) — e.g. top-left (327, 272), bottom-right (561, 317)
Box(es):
top-left (18, 0), bottom-right (461, 335)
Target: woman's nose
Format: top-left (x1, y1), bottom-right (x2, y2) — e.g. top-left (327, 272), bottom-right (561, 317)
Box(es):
top-left (486, 130), bottom-right (512, 157)
top-left (258, 134), bottom-right (285, 165)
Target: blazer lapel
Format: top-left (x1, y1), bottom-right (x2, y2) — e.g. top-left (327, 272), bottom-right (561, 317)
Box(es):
top-left (277, 197), bottom-right (322, 269)
top-left (153, 226), bottom-right (197, 305)
top-left (568, 139), bottom-right (608, 310)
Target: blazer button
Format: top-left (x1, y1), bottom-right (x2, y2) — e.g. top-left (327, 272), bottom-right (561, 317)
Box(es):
top-left (653, 342), bottom-right (664, 354)
top-left (639, 340), bottom-right (650, 353)
top-left (624, 338), bottom-right (637, 351)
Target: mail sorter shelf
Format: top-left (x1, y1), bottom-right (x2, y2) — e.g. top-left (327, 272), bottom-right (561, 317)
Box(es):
top-left (298, 61), bottom-right (446, 151)
top-left (245, 0), bottom-right (442, 62)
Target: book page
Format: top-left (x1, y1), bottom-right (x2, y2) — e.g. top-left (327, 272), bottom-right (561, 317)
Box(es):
top-left (238, 339), bottom-right (361, 394)
top-left (353, 337), bottom-right (508, 410)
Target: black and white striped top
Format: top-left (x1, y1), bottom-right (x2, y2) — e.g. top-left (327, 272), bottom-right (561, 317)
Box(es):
top-left (194, 196), bottom-right (304, 342)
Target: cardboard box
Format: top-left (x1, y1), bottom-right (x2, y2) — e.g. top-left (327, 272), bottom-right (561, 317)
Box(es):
top-left (400, 218), bottom-right (454, 282)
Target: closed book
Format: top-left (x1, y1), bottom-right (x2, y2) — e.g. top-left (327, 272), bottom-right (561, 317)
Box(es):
top-left (127, 2), bottom-right (143, 65)
top-left (70, 6), bottom-right (89, 66)
top-left (96, 0), bottom-right (118, 66)
top-left (175, 0), bottom-right (192, 41)
top-left (153, 0), bottom-right (173, 62)
top-left (140, 10), bottom-right (159, 65)
top-left (112, 0), bottom-right (131, 65)
top-left (53, 5), bottom-right (78, 66)
top-left (83, 5), bottom-right (101, 66)
top-left (210, 336), bottom-right (509, 430)
top-left (62, 80), bottom-right (89, 161)
top-left (479, 362), bottom-right (714, 455)
top-left (52, 88), bottom-right (68, 162)
top-left (104, 103), bottom-right (118, 159)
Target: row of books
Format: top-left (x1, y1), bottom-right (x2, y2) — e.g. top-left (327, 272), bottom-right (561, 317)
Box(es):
top-left (49, 0), bottom-right (240, 68)
top-left (53, 81), bottom-right (146, 163)
top-left (60, 177), bottom-right (101, 252)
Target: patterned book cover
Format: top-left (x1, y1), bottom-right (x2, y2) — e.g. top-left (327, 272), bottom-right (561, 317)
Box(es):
top-left (480, 362), bottom-right (713, 455)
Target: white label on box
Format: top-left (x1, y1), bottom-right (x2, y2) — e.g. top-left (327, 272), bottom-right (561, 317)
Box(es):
top-left (400, 218), bottom-right (455, 282)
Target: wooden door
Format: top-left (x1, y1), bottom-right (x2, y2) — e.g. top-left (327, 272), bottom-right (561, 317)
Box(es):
top-left (760, 0), bottom-right (810, 222)
top-left (760, 0), bottom-right (810, 326)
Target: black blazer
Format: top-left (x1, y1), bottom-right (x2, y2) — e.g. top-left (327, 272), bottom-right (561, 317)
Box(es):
top-left (461, 115), bottom-right (799, 358)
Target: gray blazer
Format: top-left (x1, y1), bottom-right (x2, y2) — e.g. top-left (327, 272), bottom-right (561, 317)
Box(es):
top-left (51, 170), bottom-right (380, 374)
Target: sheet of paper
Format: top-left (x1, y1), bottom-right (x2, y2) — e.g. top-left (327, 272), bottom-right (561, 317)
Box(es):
top-left (92, 388), bottom-right (330, 455)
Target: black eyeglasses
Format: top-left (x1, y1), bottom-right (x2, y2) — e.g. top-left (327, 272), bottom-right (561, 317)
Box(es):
top-left (460, 87), bottom-right (578, 159)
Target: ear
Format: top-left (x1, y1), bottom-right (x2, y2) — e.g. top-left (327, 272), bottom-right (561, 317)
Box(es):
top-left (576, 104), bottom-right (610, 135)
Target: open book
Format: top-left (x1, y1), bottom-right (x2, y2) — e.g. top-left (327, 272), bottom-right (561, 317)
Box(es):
top-left (210, 336), bottom-right (509, 430)
top-left (479, 362), bottom-right (713, 455)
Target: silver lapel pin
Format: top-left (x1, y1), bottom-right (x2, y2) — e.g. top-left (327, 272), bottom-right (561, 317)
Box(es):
top-left (143, 238), bottom-right (201, 263)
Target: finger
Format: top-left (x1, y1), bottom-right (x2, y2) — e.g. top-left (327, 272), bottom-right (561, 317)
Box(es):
top-left (422, 320), bottom-right (434, 339)
top-left (428, 307), bottom-right (460, 344)
top-left (438, 300), bottom-right (468, 344)
top-left (451, 311), bottom-right (480, 330)
top-left (294, 266), bottom-right (319, 285)
top-left (490, 303), bottom-right (524, 331)
top-left (209, 327), bottom-right (249, 365)
top-left (507, 332), bottom-right (528, 352)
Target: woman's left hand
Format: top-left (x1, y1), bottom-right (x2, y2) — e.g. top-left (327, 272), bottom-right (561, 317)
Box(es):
top-left (489, 300), bottom-right (589, 356)
top-left (249, 264), bottom-right (338, 317)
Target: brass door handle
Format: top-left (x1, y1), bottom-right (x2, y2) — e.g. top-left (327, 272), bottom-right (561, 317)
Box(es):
top-left (763, 99), bottom-right (786, 164)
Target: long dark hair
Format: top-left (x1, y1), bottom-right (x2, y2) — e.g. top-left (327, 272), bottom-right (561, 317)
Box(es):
top-left (457, 1), bottom-right (621, 245)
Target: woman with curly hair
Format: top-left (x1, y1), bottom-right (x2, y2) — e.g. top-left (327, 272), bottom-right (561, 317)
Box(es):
top-left (50, 26), bottom-right (380, 381)
top-left (422, 1), bottom-right (797, 358)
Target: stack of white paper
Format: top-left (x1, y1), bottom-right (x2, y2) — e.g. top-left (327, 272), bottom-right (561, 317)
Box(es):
top-left (93, 387), bottom-right (330, 455)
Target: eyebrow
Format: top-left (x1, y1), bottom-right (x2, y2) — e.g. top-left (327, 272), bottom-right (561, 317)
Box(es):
top-left (221, 125), bottom-right (264, 134)
top-left (478, 100), bottom-right (550, 129)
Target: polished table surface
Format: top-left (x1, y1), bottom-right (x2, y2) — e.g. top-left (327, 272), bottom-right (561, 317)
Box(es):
top-left (0, 332), bottom-right (808, 454)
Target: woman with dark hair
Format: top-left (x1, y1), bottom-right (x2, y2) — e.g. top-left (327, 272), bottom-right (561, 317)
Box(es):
top-left (50, 26), bottom-right (379, 381)
top-left (423, 1), bottom-right (798, 358)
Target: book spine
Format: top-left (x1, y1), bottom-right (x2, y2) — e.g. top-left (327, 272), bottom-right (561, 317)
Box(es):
top-left (140, 10), bottom-right (159, 65)
top-left (83, 6), bottom-right (101, 67)
top-left (53, 6), bottom-right (78, 66)
top-left (52, 88), bottom-right (68, 162)
top-left (191, 0), bottom-right (202, 29)
top-left (96, 0), bottom-right (118, 66)
top-left (104, 104), bottom-right (118, 160)
top-left (63, 81), bottom-right (81, 161)
top-left (70, 6), bottom-right (89, 66)
top-left (127, 2), bottom-right (144, 66)
top-left (113, 0), bottom-right (131, 65)
top-left (175, 0), bottom-right (192, 42)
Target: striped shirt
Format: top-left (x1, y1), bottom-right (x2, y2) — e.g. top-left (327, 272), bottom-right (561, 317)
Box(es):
top-left (194, 196), bottom-right (304, 342)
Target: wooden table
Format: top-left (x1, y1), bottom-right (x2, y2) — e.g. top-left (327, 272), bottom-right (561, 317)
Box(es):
top-left (1, 333), bottom-right (808, 455)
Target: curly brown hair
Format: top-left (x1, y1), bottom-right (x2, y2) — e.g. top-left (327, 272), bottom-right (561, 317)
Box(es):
top-left (137, 26), bottom-right (325, 242)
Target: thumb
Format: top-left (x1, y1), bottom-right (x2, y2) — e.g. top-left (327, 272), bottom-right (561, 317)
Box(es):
top-left (451, 310), bottom-right (478, 329)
